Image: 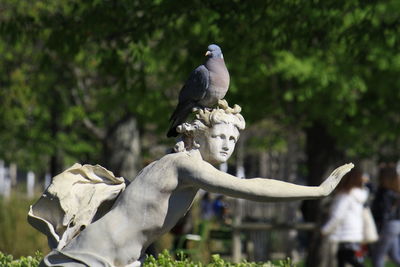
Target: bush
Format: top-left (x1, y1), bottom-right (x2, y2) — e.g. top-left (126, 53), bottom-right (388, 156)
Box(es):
top-left (145, 250), bottom-right (294, 267)
top-left (0, 251), bottom-right (42, 267)
top-left (0, 250), bottom-right (295, 267)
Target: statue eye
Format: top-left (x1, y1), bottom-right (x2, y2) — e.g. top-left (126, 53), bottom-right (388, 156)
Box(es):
top-left (229, 136), bottom-right (237, 143)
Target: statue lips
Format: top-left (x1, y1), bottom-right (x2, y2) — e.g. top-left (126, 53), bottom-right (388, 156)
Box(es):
top-left (220, 151), bottom-right (229, 157)
top-left (219, 151), bottom-right (230, 162)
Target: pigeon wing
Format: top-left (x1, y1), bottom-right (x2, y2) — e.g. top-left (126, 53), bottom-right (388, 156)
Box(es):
top-left (167, 65), bottom-right (209, 137)
top-left (178, 65), bottom-right (209, 104)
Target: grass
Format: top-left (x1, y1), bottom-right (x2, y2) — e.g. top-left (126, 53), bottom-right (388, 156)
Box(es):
top-left (0, 193), bottom-right (49, 258)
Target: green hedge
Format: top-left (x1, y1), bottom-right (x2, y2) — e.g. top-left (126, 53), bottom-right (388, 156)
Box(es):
top-left (146, 250), bottom-right (294, 267)
top-left (0, 250), bottom-right (294, 267)
top-left (0, 251), bottom-right (42, 267)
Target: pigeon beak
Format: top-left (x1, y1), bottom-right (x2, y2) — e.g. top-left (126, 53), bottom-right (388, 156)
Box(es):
top-left (205, 51), bottom-right (211, 56)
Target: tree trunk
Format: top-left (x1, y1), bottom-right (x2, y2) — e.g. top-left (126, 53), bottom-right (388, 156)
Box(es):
top-left (50, 152), bottom-right (63, 178)
top-left (303, 121), bottom-right (341, 267)
top-left (103, 116), bottom-right (141, 181)
top-left (50, 91), bottom-right (64, 177)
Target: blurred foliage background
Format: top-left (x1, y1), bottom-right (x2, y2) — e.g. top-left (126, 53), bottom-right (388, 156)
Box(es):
top-left (1, 0), bottom-right (400, 264)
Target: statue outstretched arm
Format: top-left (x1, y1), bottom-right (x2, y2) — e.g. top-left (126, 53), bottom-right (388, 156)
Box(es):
top-left (180, 160), bottom-right (353, 202)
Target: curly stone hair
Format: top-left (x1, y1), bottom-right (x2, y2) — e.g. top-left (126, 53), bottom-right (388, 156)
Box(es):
top-left (173, 100), bottom-right (245, 152)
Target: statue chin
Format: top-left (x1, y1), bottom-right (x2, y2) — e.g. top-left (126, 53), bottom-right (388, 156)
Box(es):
top-left (202, 153), bottom-right (230, 166)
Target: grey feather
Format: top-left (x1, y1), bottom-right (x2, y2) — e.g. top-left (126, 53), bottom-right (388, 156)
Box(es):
top-left (167, 44), bottom-right (230, 137)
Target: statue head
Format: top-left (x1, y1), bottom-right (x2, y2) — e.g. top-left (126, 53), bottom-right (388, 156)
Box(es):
top-left (174, 100), bottom-right (245, 165)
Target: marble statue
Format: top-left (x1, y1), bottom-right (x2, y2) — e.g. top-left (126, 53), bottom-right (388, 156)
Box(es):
top-left (29, 100), bottom-right (353, 267)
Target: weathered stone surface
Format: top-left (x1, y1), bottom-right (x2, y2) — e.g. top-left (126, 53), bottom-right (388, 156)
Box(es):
top-left (30, 101), bottom-right (353, 267)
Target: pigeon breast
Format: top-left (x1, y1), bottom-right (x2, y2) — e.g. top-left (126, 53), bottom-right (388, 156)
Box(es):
top-left (199, 58), bottom-right (230, 107)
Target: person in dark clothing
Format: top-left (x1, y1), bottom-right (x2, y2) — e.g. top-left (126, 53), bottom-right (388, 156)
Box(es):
top-left (213, 195), bottom-right (228, 222)
top-left (371, 165), bottom-right (400, 267)
top-left (201, 192), bottom-right (214, 220)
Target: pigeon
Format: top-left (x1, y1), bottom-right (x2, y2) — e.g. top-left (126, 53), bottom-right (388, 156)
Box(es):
top-left (167, 44), bottom-right (230, 137)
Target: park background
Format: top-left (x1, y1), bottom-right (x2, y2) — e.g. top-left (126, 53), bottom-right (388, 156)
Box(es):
top-left (1, 0), bottom-right (400, 266)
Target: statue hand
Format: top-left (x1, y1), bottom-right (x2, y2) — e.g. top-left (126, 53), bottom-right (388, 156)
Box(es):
top-left (319, 163), bottom-right (354, 196)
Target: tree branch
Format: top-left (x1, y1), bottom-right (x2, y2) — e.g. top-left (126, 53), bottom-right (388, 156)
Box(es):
top-left (71, 75), bottom-right (106, 140)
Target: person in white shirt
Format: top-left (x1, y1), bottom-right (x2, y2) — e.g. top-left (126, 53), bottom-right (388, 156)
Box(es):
top-left (322, 168), bottom-right (368, 267)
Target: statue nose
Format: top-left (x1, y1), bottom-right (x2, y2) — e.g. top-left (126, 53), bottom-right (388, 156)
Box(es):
top-left (222, 140), bottom-right (229, 150)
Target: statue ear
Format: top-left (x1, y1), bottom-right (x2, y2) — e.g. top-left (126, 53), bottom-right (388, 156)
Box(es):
top-left (193, 140), bottom-right (201, 149)
top-left (194, 130), bottom-right (210, 149)
top-left (192, 134), bottom-right (201, 148)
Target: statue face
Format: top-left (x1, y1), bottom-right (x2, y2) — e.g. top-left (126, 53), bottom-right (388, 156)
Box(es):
top-left (197, 123), bottom-right (240, 165)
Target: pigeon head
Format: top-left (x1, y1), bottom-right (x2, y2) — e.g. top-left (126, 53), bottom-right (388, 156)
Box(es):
top-left (205, 44), bottom-right (223, 59)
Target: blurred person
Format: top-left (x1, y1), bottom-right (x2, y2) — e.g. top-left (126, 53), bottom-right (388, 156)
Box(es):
top-left (200, 192), bottom-right (214, 220)
top-left (371, 164), bottom-right (400, 267)
top-left (213, 195), bottom-right (230, 223)
top-left (322, 167), bottom-right (368, 267)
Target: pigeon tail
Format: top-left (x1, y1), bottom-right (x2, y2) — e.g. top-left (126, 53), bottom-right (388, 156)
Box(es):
top-left (166, 102), bottom-right (195, 137)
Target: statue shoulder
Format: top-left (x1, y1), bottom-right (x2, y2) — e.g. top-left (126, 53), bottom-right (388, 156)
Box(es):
top-left (159, 150), bottom-right (204, 169)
